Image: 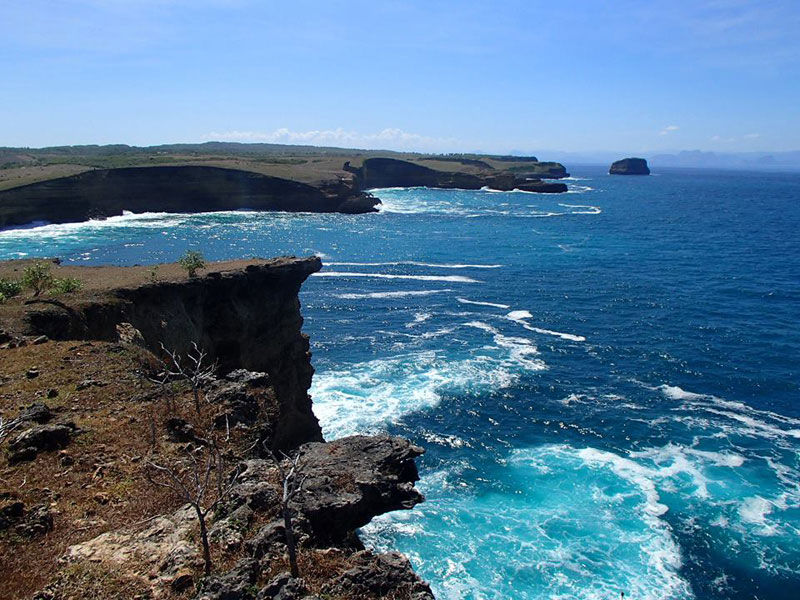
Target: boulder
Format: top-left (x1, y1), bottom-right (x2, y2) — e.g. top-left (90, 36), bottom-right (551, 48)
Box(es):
top-left (321, 551), bottom-right (433, 599)
top-left (193, 558), bottom-right (258, 600)
top-left (0, 500), bottom-right (25, 530)
top-left (15, 504), bottom-right (54, 537)
top-left (515, 180), bottom-right (569, 193)
top-left (256, 573), bottom-right (307, 600)
top-left (8, 422), bottom-right (75, 463)
top-left (18, 402), bottom-right (53, 424)
top-left (609, 157), bottom-right (650, 175)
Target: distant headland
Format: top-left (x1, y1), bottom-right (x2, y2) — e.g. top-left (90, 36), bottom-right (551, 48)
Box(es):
top-left (0, 143), bottom-right (570, 229)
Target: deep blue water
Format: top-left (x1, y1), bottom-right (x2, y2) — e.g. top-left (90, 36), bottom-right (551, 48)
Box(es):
top-left (2, 166), bottom-right (799, 599)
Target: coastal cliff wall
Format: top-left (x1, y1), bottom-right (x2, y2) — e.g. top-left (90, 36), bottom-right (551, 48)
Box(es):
top-left (0, 166), bottom-right (378, 228)
top-left (11, 257), bottom-right (324, 449)
top-left (347, 157), bottom-right (569, 193)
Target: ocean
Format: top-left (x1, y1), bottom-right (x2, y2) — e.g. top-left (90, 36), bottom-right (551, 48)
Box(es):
top-left (1, 166), bottom-right (798, 599)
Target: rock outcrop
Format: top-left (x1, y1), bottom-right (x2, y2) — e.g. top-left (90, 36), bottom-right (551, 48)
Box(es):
top-left (0, 166), bottom-right (378, 229)
top-left (294, 435), bottom-right (424, 544)
top-left (346, 157), bottom-right (568, 193)
top-left (609, 157), bottom-right (650, 175)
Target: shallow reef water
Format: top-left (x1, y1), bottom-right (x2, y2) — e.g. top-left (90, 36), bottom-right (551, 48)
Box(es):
top-left (3, 166), bottom-right (799, 599)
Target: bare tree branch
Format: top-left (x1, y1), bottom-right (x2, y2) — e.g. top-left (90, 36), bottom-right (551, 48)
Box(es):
top-left (277, 451), bottom-right (307, 577)
top-left (0, 416), bottom-right (22, 445)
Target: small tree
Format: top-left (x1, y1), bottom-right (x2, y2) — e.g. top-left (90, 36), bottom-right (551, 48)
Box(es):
top-left (21, 262), bottom-right (53, 297)
top-left (144, 341), bottom-right (236, 576)
top-left (154, 342), bottom-right (217, 412)
top-left (50, 277), bottom-right (83, 295)
top-left (0, 278), bottom-right (22, 298)
top-left (277, 453), bottom-right (307, 578)
top-left (146, 442), bottom-right (240, 575)
top-left (178, 250), bottom-right (206, 278)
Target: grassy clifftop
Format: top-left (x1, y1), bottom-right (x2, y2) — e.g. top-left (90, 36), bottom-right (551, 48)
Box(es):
top-left (0, 142), bottom-right (566, 191)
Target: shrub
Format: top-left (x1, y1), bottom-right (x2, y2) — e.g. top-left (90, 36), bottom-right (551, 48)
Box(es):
top-left (0, 278), bottom-right (22, 298)
top-left (21, 262), bottom-right (54, 296)
top-left (178, 250), bottom-right (205, 278)
top-left (0, 291), bottom-right (6, 304)
top-left (50, 277), bottom-right (83, 295)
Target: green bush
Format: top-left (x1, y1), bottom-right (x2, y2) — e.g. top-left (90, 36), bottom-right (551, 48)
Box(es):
top-left (178, 250), bottom-right (206, 278)
top-left (0, 291), bottom-right (6, 304)
top-left (0, 278), bottom-right (22, 298)
top-left (50, 277), bottom-right (83, 295)
top-left (21, 262), bottom-right (54, 297)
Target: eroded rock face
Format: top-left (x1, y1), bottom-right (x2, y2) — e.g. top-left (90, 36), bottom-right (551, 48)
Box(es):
top-left (0, 166), bottom-right (379, 228)
top-left (609, 157), bottom-right (650, 175)
top-left (62, 435), bottom-right (428, 599)
top-left (21, 257), bottom-right (324, 451)
top-left (349, 157), bottom-right (568, 193)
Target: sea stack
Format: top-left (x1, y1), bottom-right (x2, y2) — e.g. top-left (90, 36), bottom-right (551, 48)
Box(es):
top-left (609, 157), bottom-right (650, 175)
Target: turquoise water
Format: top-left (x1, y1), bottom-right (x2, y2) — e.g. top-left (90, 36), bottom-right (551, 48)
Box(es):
top-left (1, 167), bottom-right (799, 599)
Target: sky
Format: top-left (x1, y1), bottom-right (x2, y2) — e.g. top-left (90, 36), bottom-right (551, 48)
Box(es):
top-left (1, 0), bottom-right (799, 154)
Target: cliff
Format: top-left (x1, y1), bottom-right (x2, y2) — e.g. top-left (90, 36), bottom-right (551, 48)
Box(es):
top-left (0, 258), bottom-right (431, 599)
top-left (609, 157), bottom-right (650, 175)
top-left (2, 257), bottom-right (323, 449)
top-left (0, 166), bottom-right (378, 228)
top-left (346, 157), bottom-right (568, 193)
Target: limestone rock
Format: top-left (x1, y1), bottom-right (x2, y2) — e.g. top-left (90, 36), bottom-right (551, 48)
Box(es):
top-left (294, 435), bottom-right (424, 544)
top-left (64, 504), bottom-right (202, 595)
top-left (321, 551), bottom-right (434, 599)
top-left (18, 402), bottom-right (53, 424)
top-left (193, 558), bottom-right (258, 600)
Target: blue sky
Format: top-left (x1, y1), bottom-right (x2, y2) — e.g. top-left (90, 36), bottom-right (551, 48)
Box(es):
top-left (2, 0), bottom-right (799, 153)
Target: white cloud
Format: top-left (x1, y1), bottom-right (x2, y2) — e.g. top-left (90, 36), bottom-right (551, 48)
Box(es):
top-left (659, 124), bottom-right (680, 135)
top-left (711, 133), bottom-right (761, 143)
top-left (203, 127), bottom-right (459, 152)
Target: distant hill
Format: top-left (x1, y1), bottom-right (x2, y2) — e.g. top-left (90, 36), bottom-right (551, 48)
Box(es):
top-left (648, 150), bottom-right (800, 171)
top-left (507, 149), bottom-right (800, 172)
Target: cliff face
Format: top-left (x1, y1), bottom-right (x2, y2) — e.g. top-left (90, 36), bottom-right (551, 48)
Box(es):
top-left (346, 157), bottom-right (569, 193)
top-left (0, 166), bottom-right (378, 228)
top-left (14, 257), bottom-right (324, 449)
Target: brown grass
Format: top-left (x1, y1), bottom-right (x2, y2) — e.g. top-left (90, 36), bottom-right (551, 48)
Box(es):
top-left (0, 341), bottom-right (184, 598)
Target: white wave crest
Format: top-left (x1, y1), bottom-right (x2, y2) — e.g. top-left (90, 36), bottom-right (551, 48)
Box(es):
top-left (558, 203), bottom-right (602, 214)
top-left (326, 261), bottom-right (502, 269)
top-left (312, 271), bottom-right (481, 283)
top-left (335, 289), bottom-right (452, 299)
top-left (312, 342), bottom-right (543, 438)
top-left (456, 298), bottom-right (511, 309)
top-left (506, 310), bottom-right (587, 342)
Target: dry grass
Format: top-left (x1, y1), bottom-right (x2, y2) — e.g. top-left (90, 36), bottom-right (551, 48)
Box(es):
top-left (0, 341), bottom-right (185, 598)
